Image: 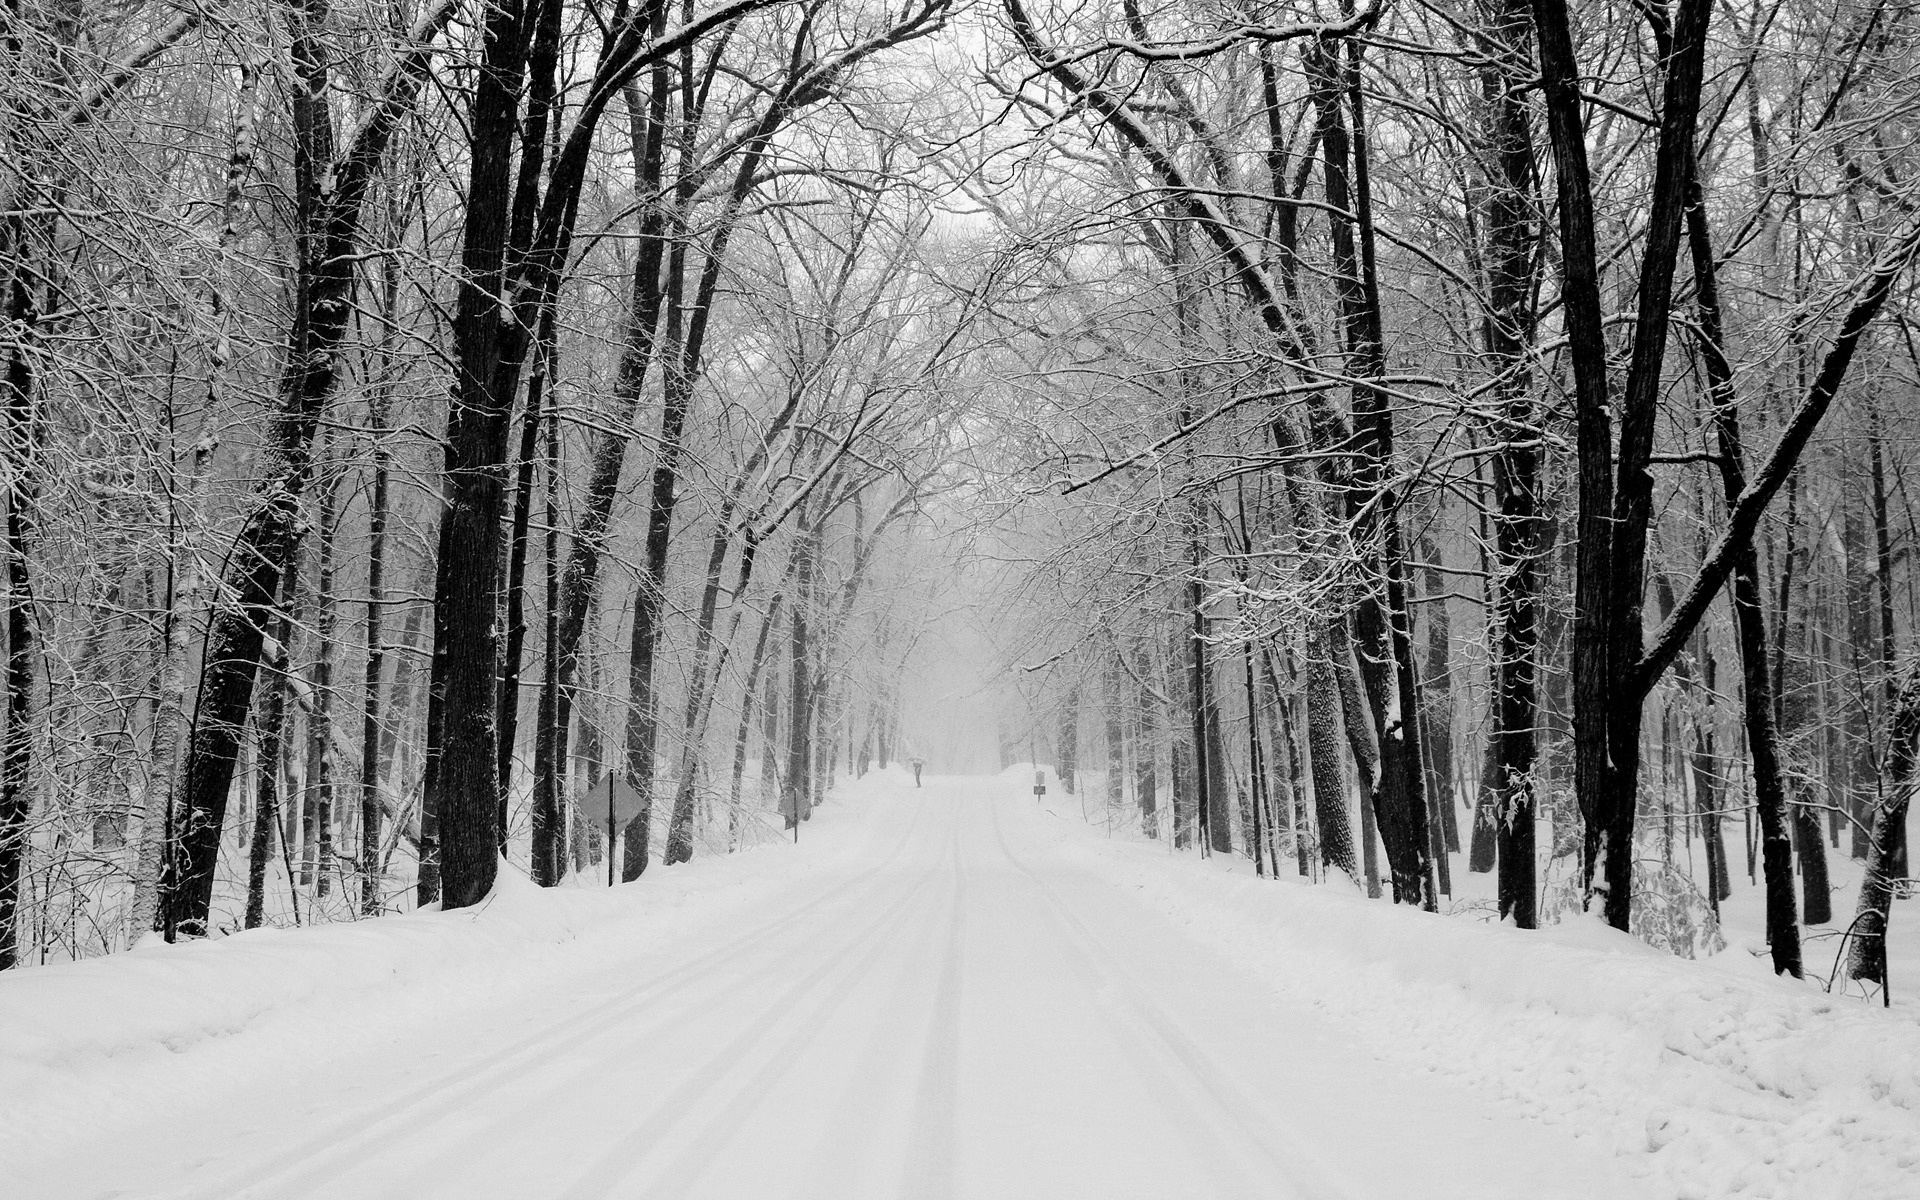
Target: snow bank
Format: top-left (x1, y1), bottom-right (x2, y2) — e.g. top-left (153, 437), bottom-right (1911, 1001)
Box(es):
top-left (1015, 789), bottom-right (1920, 1200)
top-left (0, 779), bottom-right (890, 1156)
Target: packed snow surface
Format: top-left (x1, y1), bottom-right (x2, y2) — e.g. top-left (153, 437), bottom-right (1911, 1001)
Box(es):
top-left (1, 772), bottom-right (1913, 1198)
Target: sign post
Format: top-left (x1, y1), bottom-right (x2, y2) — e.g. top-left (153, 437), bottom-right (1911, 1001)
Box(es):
top-left (1033, 771), bottom-right (1047, 802)
top-left (583, 774), bottom-right (646, 885)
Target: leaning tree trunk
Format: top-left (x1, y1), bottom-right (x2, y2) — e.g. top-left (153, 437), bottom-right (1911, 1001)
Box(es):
top-left (1683, 149), bottom-right (1801, 975)
top-left (1849, 667), bottom-right (1920, 988)
top-left (246, 572), bottom-right (301, 930)
top-left (164, 0), bottom-right (458, 934)
top-left (728, 592), bottom-right (787, 843)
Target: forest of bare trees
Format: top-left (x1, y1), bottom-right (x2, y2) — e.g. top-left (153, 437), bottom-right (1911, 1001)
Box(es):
top-left (3, 0), bottom-right (1918, 999)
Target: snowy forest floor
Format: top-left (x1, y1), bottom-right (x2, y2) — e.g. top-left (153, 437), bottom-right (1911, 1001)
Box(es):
top-left (1, 772), bottom-right (1916, 1199)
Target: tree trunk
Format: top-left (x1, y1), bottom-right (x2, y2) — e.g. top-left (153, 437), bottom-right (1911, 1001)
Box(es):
top-left (1304, 627), bottom-right (1358, 880)
top-left (139, 431), bottom-right (213, 941)
top-left (303, 469), bottom-right (338, 900)
top-left (1420, 542), bottom-right (1460, 856)
top-left (1058, 684), bottom-right (1079, 796)
top-left (1849, 667), bottom-right (1920, 987)
top-left (1134, 642), bottom-right (1160, 837)
top-left (166, 0), bottom-right (458, 932)
top-left (1529, 0), bottom-right (1623, 926)
top-left (780, 517), bottom-right (819, 833)
top-left (1474, 0), bottom-right (1544, 925)
top-left (0, 273), bottom-right (35, 966)
top-left (729, 592), bottom-right (786, 841)
top-left (425, 0), bottom-right (538, 910)
top-left (530, 395), bottom-right (564, 883)
top-left (1682, 145), bottom-right (1802, 974)
top-left (247, 580), bottom-right (300, 930)
top-left (495, 351), bottom-right (545, 826)
top-left (1310, 37), bottom-right (1431, 906)
top-left (1106, 656), bottom-right (1127, 826)
top-left (1846, 506), bottom-right (1879, 860)
top-left (1869, 410), bottom-right (1910, 888)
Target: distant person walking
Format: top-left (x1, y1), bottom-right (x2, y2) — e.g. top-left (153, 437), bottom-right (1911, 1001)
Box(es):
top-left (909, 755), bottom-right (925, 787)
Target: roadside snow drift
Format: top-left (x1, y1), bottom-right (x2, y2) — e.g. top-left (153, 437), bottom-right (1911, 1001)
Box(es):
top-left (1015, 772), bottom-right (1920, 1200)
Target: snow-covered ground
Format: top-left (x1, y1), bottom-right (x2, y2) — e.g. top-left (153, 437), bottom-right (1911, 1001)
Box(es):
top-left (1, 770), bottom-right (1913, 1198)
top-left (1038, 779), bottom-right (1920, 1199)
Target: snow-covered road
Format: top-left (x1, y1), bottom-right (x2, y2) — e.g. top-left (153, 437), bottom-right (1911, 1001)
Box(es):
top-left (10, 778), bottom-right (1638, 1199)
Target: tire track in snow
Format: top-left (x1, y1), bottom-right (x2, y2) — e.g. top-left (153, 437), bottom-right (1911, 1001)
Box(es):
top-left (984, 797), bottom-right (1356, 1200)
top-left (149, 801), bottom-right (935, 1200)
top-left (550, 863), bottom-right (946, 1199)
top-left (899, 793), bottom-right (966, 1200)
top-left (979, 799), bottom-right (1272, 1198)
top-left (742, 793), bottom-right (967, 1200)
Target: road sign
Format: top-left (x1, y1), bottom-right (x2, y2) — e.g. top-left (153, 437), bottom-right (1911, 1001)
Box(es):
top-left (584, 774), bottom-right (646, 827)
top-left (1033, 770), bottom-right (1047, 799)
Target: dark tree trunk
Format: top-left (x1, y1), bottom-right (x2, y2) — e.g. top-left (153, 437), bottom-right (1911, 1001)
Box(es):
top-left (425, 0), bottom-right (540, 910)
top-left (0, 272), bottom-right (35, 968)
top-left (1243, 641), bottom-right (1270, 876)
top-left (530, 397), bottom-right (563, 884)
top-left (1469, 735), bottom-right (1499, 875)
top-left (495, 349), bottom-right (546, 827)
top-left (1420, 542), bottom-right (1459, 856)
top-left (1532, 0), bottom-right (1719, 929)
top-left (246, 665), bottom-right (287, 931)
top-left (357, 258), bottom-right (398, 916)
top-left (1849, 668), bottom-right (1920, 987)
top-left (303, 471), bottom-right (338, 900)
top-left (1846, 507), bottom-right (1879, 860)
top-left (1475, 0), bottom-right (1543, 924)
top-left (1868, 412), bottom-right (1910, 888)
top-left (163, 0), bottom-right (457, 934)
top-left (1309, 37), bottom-right (1432, 907)
top-left (247, 576), bottom-right (299, 930)
top-left (623, 61), bottom-right (828, 875)
top-left (531, 68), bottom-right (672, 890)
top-left (1682, 145), bottom-right (1801, 974)
top-left (1529, 0), bottom-right (1623, 926)
top-left (662, 521), bottom-right (759, 867)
